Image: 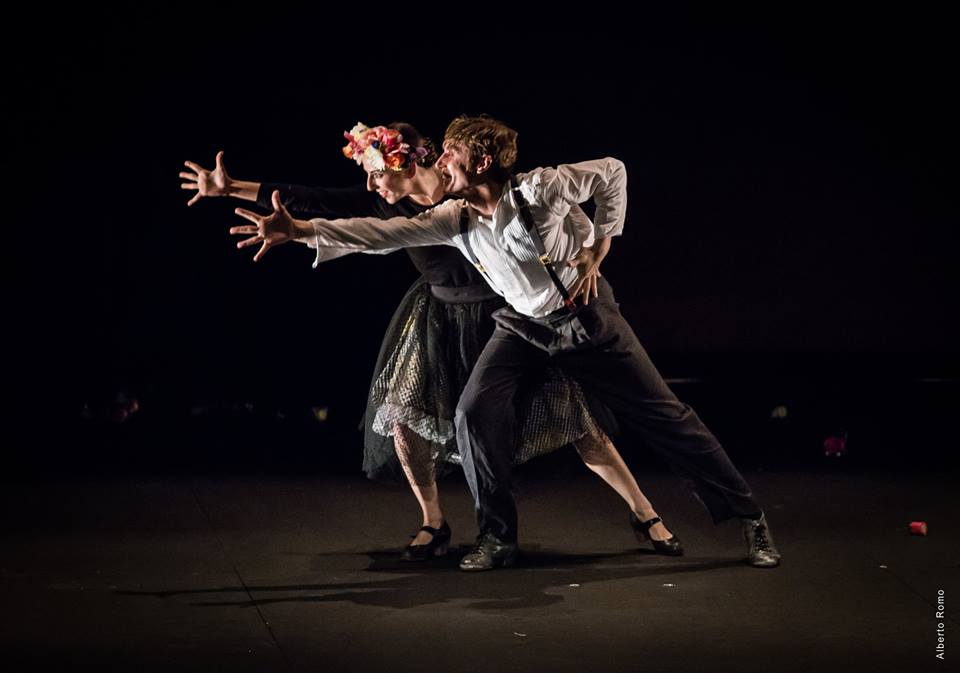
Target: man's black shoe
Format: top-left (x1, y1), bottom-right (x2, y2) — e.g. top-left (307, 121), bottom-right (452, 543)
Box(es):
top-left (459, 532), bottom-right (519, 571)
top-left (743, 512), bottom-right (781, 568)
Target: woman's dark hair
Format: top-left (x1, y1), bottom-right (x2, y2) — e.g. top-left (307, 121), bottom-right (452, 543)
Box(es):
top-left (387, 121), bottom-right (439, 167)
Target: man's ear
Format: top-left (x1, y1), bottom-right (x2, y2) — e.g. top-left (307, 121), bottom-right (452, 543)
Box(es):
top-left (474, 154), bottom-right (494, 175)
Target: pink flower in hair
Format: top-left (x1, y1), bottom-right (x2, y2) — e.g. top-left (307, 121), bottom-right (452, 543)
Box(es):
top-left (341, 122), bottom-right (421, 172)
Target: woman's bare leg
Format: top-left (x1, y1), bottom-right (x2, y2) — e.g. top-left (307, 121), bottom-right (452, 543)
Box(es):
top-left (393, 422), bottom-right (444, 545)
top-left (573, 431), bottom-right (675, 541)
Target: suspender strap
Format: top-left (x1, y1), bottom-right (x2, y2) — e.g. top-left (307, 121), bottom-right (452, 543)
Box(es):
top-left (459, 205), bottom-right (495, 286)
top-left (509, 177), bottom-right (577, 312)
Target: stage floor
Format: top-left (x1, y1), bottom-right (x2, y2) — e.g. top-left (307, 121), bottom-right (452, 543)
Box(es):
top-left (3, 466), bottom-right (956, 672)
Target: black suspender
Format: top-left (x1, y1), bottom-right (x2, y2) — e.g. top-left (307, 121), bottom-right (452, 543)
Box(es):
top-left (457, 181), bottom-right (577, 313)
top-left (459, 206), bottom-right (493, 285)
top-left (509, 177), bottom-right (577, 312)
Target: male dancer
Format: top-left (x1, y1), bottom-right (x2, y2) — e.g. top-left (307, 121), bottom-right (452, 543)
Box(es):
top-left (232, 115), bottom-right (781, 571)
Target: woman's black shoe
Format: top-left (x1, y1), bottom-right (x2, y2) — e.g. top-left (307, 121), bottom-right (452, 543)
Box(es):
top-left (400, 521), bottom-right (451, 561)
top-left (629, 513), bottom-right (684, 556)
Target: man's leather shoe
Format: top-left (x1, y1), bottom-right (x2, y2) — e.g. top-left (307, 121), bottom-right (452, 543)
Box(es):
top-left (743, 512), bottom-right (781, 568)
top-left (459, 532), bottom-right (519, 571)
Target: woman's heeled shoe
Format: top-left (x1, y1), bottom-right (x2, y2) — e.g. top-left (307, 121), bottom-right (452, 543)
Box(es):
top-left (629, 512), bottom-right (684, 556)
top-left (399, 521), bottom-right (451, 561)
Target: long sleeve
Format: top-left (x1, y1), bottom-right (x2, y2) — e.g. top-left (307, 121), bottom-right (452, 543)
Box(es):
top-left (255, 182), bottom-right (429, 267)
top-left (307, 245), bottom-right (397, 269)
top-left (308, 200), bottom-right (463, 255)
top-left (256, 183), bottom-right (387, 219)
top-left (533, 158), bottom-right (627, 238)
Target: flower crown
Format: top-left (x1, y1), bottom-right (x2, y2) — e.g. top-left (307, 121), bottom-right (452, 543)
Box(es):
top-left (342, 122), bottom-right (429, 172)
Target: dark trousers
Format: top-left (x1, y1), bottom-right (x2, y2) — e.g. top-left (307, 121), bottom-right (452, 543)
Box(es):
top-left (455, 278), bottom-right (760, 543)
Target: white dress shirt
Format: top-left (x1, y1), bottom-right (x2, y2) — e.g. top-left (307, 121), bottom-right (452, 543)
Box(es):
top-left (306, 158), bottom-right (627, 317)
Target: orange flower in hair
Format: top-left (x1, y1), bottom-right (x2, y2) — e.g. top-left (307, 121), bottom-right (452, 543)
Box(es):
top-left (342, 122), bottom-right (428, 172)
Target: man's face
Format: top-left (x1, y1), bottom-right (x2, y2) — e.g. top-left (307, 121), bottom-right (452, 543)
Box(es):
top-left (436, 140), bottom-right (476, 195)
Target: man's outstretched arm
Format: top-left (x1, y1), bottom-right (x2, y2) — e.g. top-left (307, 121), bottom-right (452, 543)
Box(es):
top-left (230, 191), bottom-right (460, 263)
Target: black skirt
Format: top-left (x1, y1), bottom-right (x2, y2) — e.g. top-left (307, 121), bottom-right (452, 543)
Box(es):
top-left (362, 279), bottom-right (601, 480)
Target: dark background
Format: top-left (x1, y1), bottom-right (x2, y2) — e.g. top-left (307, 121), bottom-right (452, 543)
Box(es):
top-left (5, 5), bottom-right (957, 474)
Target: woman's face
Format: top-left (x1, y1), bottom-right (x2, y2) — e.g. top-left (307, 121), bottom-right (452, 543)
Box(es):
top-left (362, 156), bottom-right (414, 204)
